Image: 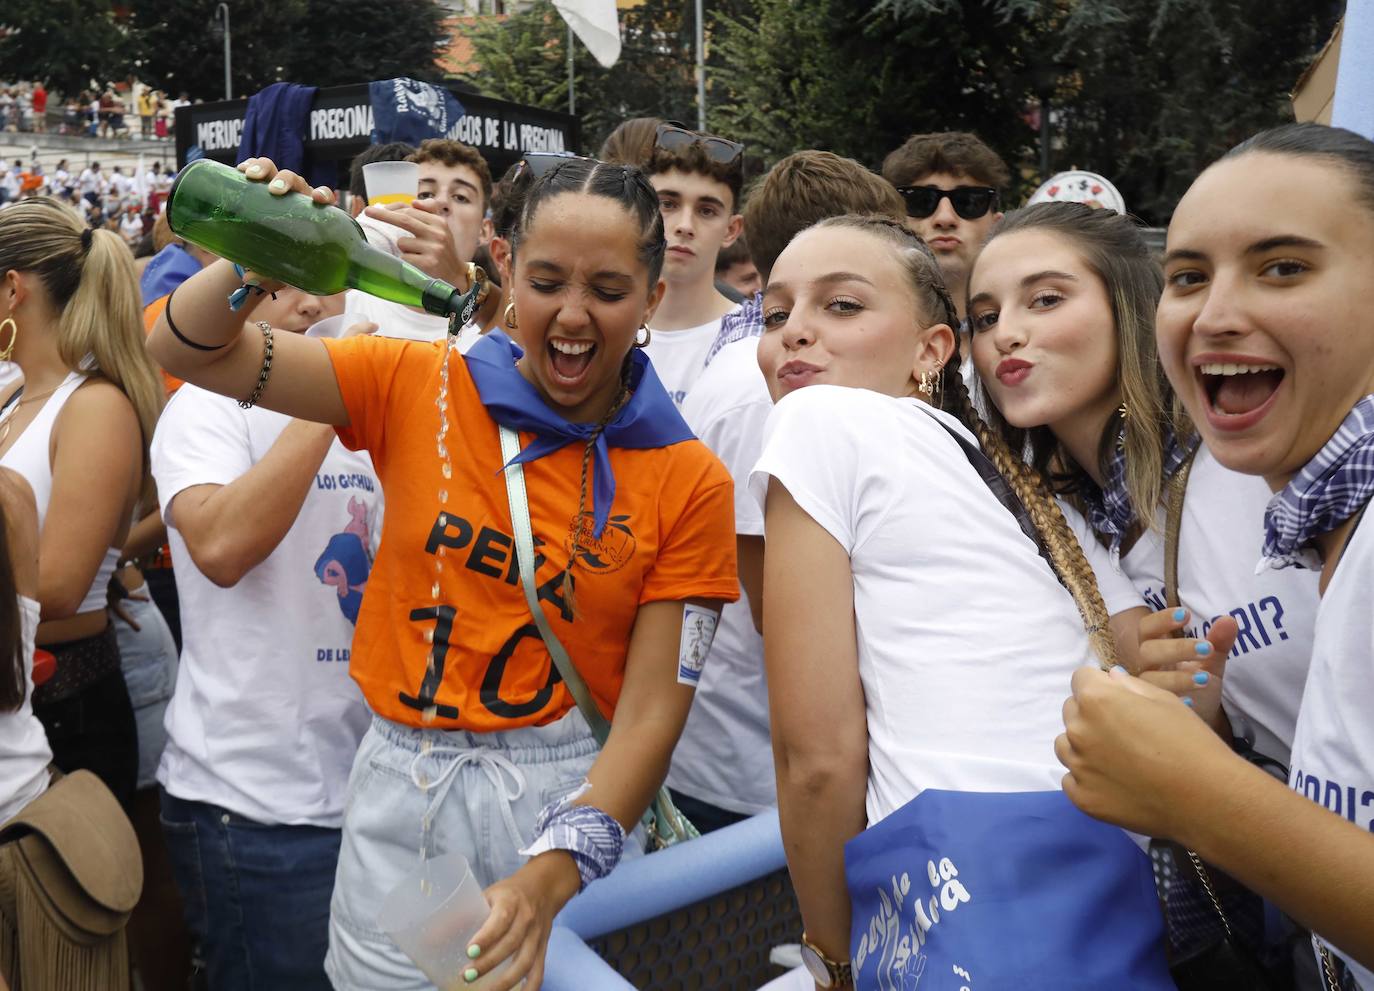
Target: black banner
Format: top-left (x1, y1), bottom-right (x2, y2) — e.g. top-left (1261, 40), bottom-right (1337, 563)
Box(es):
top-left (175, 82), bottom-right (578, 179)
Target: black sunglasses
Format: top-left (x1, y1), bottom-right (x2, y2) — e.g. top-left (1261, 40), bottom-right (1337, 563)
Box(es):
top-left (896, 185), bottom-right (999, 220)
top-left (654, 122), bottom-right (744, 166)
top-left (514, 151), bottom-right (588, 182)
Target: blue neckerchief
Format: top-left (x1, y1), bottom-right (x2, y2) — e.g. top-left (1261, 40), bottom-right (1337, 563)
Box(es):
top-left (1081, 424), bottom-right (1197, 554)
top-left (464, 331), bottom-right (695, 537)
top-left (1261, 394), bottom-right (1374, 571)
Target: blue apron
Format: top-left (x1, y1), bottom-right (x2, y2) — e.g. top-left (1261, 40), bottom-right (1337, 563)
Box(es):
top-left (845, 789), bottom-right (1176, 990)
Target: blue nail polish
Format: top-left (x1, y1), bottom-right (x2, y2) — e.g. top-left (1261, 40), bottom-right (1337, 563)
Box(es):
top-left (1195, 642), bottom-right (1212, 657)
top-left (1111, 665), bottom-right (1127, 675)
top-left (1182, 696), bottom-right (1194, 707)
top-left (1173, 608), bottom-right (1187, 622)
top-left (1193, 672), bottom-right (1210, 686)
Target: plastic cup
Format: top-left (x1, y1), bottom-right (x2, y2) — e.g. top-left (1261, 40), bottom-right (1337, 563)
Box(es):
top-left (305, 314), bottom-right (346, 339)
top-left (378, 852), bottom-right (507, 990)
top-left (363, 161), bottom-right (419, 206)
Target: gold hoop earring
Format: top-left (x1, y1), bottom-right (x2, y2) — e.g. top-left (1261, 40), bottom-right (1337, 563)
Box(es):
top-left (0, 319), bottom-right (16, 363)
top-left (503, 300), bottom-right (518, 330)
top-left (634, 324), bottom-right (652, 349)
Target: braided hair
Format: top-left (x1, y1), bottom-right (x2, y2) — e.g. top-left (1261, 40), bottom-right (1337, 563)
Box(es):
top-left (810, 215), bottom-right (1119, 667)
top-left (508, 158), bottom-right (667, 610)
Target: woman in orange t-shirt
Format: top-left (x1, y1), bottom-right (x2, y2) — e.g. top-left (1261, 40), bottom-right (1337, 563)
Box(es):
top-left (149, 157), bottom-right (738, 991)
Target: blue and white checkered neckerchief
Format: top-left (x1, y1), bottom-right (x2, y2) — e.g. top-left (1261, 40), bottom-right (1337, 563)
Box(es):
top-left (1260, 394), bottom-right (1374, 572)
top-left (1080, 425), bottom-right (1196, 555)
top-left (704, 291), bottom-right (763, 366)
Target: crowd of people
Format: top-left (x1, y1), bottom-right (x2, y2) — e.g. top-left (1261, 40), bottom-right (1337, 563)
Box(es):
top-left (0, 79), bottom-right (186, 140)
top-left (1, 157), bottom-right (177, 256)
top-left (0, 103), bottom-right (1369, 991)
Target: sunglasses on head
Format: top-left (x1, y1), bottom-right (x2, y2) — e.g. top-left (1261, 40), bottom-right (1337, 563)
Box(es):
top-left (653, 122), bottom-right (745, 167)
top-left (896, 185), bottom-right (999, 220)
top-left (514, 151), bottom-right (588, 182)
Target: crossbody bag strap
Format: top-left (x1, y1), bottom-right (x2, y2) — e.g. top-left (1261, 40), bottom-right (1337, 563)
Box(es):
top-left (498, 424), bottom-right (613, 746)
top-left (1162, 447), bottom-right (1251, 949)
top-left (498, 424), bottom-right (698, 848)
top-left (934, 418), bottom-right (1056, 574)
top-left (1163, 447), bottom-right (1197, 610)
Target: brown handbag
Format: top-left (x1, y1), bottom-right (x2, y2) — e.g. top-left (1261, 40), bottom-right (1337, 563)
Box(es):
top-left (0, 768), bottom-right (143, 990)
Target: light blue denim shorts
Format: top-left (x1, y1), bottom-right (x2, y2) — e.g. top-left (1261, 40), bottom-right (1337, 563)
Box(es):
top-left (325, 708), bottom-right (644, 990)
top-left (112, 594), bottom-right (179, 790)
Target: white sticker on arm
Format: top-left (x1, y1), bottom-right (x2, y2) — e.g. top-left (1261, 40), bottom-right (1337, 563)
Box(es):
top-left (676, 603), bottom-right (719, 686)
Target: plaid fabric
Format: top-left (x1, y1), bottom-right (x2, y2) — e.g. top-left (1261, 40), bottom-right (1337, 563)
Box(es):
top-left (1262, 394), bottom-right (1374, 572)
top-left (704, 291), bottom-right (763, 366)
top-left (520, 783), bottom-right (625, 891)
top-left (1081, 425), bottom-right (1197, 554)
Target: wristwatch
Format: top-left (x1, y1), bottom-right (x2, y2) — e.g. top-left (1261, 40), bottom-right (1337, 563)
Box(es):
top-left (800, 933), bottom-right (853, 988)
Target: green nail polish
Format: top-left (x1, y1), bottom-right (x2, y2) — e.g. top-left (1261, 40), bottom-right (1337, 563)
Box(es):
top-left (467, 944), bottom-right (481, 959)
top-left (464, 967), bottom-right (479, 983)
top-left (269, 178), bottom-right (287, 191)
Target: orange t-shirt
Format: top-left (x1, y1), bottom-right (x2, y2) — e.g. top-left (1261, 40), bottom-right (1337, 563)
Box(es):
top-left (323, 335), bottom-right (739, 732)
top-left (143, 294), bottom-right (186, 396)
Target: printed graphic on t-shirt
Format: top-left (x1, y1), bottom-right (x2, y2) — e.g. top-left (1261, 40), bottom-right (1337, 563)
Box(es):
top-left (322, 334), bottom-right (739, 732)
top-left (313, 495), bottom-right (375, 625)
top-left (1138, 583), bottom-right (1292, 658)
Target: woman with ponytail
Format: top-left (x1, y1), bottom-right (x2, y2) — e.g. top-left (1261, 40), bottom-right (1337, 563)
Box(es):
top-left (753, 215), bottom-right (1171, 990)
top-left (149, 156), bottom-right (737, 990)
top-left (0, 198), bottom-right (163, 809)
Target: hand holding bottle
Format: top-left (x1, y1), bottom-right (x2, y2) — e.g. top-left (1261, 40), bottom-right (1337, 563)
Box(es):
top-left (233, 157), bottom-right (335, 295)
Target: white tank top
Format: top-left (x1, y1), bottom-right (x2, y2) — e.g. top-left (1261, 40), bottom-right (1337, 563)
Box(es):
top-left (0, 596), bottom-right (52, 824)
top-left (0, 372), bottom-right (123, 615)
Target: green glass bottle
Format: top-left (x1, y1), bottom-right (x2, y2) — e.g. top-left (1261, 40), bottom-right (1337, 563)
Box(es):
top-left (167, 159), bottom-right (479, 322)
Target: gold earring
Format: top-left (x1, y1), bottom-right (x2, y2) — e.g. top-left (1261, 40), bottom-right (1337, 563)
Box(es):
top-left (1117, 402), bottom-right (1128, 449)
top-left (503, 300), bottom-right (518, 330)
top-left (917, 369), bottom-right (935, 397)
top-left (0, 319), bottom-right (16, 363)
top-left (634, 324), bottom-right (652, 349)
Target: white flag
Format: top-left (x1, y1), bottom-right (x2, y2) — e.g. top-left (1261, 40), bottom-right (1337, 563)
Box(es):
top-left (553, 0), bottom-right (622, 69)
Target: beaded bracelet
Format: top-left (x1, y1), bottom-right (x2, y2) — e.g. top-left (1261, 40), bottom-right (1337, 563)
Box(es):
top-left (238, 322), bottom-right (274, 410)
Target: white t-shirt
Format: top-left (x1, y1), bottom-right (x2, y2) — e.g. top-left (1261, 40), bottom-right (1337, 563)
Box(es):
top-left (1060, 499), bottom-right (1145, 618)
top-left (1122, 448), bottom-right (1319, 765)
top-left (644, 315), bottom-right (729, 408)
top-left (342, 289), bottom-right (483, 348)
top-left (152, 386), bottom-right (379, 827)
top-left (751, 385), bottom-right (1098, 825)
top-left (344, 214), bottom-right (484, 347)
top-left (119, 212), bottom-right (143, 244)
top-left (666, 337), bottom-right (775, 815)
top-left (78, 169), bottom-right (100, 196)
top-left (0, 597), bottom-right (51, 825)
top-left (1287, 512), bottom-right (1374, 989)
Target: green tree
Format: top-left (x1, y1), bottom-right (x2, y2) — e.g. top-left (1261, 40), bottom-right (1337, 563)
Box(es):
top-left (285, 0), bottom-right (448, 89)
top-left (128, 0), bottom-right (305, 101)
top-left (459, 0), bottom-right (700, 153)
top-left (708, 0), bottom-right (1044, 178)
top-left (126, 0), bottom-right (447, 102)
top-left (0, 0), bottom-right (134, 94)
top-left (1052, 0), bottom-right (1343, 222)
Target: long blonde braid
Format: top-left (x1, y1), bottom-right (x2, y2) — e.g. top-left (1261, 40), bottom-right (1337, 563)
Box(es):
top-left (811, 214), bottom-right (1119, 669)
